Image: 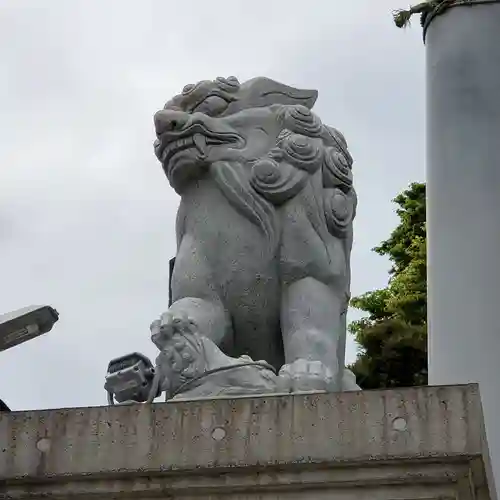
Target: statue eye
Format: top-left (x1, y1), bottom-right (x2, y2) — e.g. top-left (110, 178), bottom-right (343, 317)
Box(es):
top-left (192, 95), bottom-right (229, 116)
top-left (215, 76), bottom-right (240, 93)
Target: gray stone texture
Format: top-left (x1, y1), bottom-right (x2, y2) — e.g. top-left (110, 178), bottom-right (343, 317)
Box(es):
top-left (152, 76), bottom-right (358, 396)
top-left (150, 312), bottom-right (279, 400)
top-left (0, 385), bottom-right (494, 499)
top-left (425, 1), bottom-right (500, 492)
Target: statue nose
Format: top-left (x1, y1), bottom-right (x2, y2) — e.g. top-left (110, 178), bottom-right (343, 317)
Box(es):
top-left (154, 110), bottom-right (190, 135)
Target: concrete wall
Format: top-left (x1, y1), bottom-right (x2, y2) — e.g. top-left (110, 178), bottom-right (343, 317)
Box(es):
top-left (0, 385), bottom-right (494, 499)
top-left (425, 1), bottom-right (500, 492)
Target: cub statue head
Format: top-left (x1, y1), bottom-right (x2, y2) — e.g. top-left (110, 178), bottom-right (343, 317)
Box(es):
top-left (150, 311), bottom-right (279, 400)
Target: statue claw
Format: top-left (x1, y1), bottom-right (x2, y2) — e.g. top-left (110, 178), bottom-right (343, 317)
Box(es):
top-left (277, 359), bottom-right (336, 393)
top-left (150, 311), bottom-right (197, 350)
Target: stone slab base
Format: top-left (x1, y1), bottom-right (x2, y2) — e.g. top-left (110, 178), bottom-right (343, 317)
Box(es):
top-left (0, 384), bottom-right (495, 499)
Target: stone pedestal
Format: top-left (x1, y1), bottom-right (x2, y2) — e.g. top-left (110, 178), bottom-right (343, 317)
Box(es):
top-left (0, 385), bottom-right (494, 499)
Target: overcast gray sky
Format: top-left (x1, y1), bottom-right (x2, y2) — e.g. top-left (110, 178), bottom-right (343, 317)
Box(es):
top-left (0, 0), bottom-right (425, 410)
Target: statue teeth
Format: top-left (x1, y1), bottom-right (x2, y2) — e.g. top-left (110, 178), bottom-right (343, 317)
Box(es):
top-left (193, 133), bottom-right (207, 157)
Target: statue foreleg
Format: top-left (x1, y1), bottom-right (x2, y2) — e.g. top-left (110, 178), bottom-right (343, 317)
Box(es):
top-left (162, 238), bottom-right (233, 348)
top-left (279, 277), bottom-right (343, 392)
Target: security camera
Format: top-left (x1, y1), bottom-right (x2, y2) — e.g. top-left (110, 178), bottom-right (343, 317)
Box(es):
top-left (0, 305), bottom-right (59, 353)
top-left (104, 352), bottom-right (160, 405)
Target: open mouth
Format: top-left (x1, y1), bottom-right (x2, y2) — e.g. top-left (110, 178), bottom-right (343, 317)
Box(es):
top-left (160, 133), bottom-right (227, 165)
top-left (158, 125), bottom-right (242, 166)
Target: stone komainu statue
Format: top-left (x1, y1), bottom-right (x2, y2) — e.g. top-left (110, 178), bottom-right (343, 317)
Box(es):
top-left (153, 76), bottom-right (359, 394)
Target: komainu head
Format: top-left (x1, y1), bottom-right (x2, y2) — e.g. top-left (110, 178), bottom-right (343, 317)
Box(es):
top-left (153, 77), bottom-right (319, 191)
top-left (153, 76), bottom-right (356, 237)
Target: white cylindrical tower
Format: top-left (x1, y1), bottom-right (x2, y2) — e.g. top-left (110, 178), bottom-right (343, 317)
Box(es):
top-left (425, 0), bottom-right (500, 491)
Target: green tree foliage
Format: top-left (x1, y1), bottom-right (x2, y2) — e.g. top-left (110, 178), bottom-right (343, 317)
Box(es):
top-left (350, 183), bottom-right (427, 389)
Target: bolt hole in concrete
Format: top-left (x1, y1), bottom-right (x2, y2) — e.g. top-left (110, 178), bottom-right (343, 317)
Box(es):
top-left (211, 427), bottom-right (226, 441)
top-left (36, 438), bottom-right (51, 453)
top-left (392, 417), bottom-right (408, 432)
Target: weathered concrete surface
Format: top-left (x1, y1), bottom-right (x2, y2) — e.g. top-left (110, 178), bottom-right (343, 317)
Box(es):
top-left (0, 385), bottom-right (493, 499)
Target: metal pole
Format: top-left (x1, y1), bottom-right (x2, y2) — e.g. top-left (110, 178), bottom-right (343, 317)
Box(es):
top-left (425, 0), bottom-right (500, 491)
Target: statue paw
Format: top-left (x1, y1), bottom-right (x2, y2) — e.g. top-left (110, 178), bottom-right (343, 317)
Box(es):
top-left (341, 368), bottom-right (361, 391)
top-left (277, 359), bottom-right (336, 393)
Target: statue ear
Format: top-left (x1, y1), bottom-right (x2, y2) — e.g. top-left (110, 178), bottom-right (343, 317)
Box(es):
top-left (225, 77), bottom-right (318, 114)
